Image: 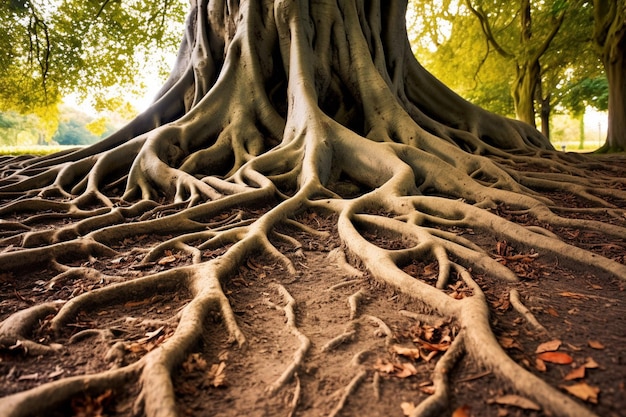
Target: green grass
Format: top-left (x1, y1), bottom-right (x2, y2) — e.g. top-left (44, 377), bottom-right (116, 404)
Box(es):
top-left (551, 141), bottom-right (602, 153)
top-left (0, 142), bottom-right (604, 158)
top-left (0, 145), bottom-right (80, 156)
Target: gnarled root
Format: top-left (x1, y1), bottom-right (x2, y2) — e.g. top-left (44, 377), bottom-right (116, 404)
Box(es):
top-left (1, 1), bottom-right (624, 416)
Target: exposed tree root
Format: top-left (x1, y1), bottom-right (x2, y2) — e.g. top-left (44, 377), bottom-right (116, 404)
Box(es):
top-left (348, 289), bottom-right (366, 320)
top-left (266, 284), bottom-right (311, 396)
top-left (1, 0), bottom-right (625, 416)
top-left (509, 288), bottom-right (547, 334)
top-left (321, 322), bottom-right (357, 352)
top-left (328, 369), bottom-right (368, 417)
top-left (286, 373), bottom-right (301, 417)
top-left (409, 331), bottom-right (465, 417)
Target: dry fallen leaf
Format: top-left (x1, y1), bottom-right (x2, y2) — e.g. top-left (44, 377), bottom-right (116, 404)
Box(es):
top-left (208, 361), bottom-right (227, 387)
top-left (392, 345), bottom-right (421, 360)
top-left (583, 357), bottom-right (599, 369)
top-left (566, 343), bottom-right (582, 352)
top-left (498, 336), bottom-right (522, 350)
top-left (124, 298), bottom-right (151, 308)
top-left (546, 307), bottom-right (559, 317)
top-left (400, 402), bottom-right (416, 416)
top-left (561, 382), bottom-right (600, 403)
top-left (564, 366), bottom-right (586, 381)
top-left (71, 389), bottom-right (113, 417)
top-left (395, 362), bottom-right (418, 378)
top-left (558, 291), bottom-right (589, 300)
top-left (144, 326), bottom-right (164, 341)
top-left (535, 358), bottom-right (547, 372)
top-left (17, 373), bottom-right (39, 381)
top-left (182, 353), bottom-right (208, 373)
top-left (537, 351), bottom-right (573, 365)
top-left (218, 350), bottom-right (230, 361)
top-left (48, 366), bottom-right (65, 379)
top-left (419, 384), bottom-right (435, 395)
top-left (421, 349), bottom-right (438, 362)
top-left (413, 337), bottom-right (451, 352)
top-left (126, 342), bottom-right (146, 353)
top-left (158, 255), bottom-right (177, 265)
top-left (491, 394), bottom-right (541, 411)
top-left (373, 358), bottom-right (395, 374)
top-left (452, 405), bottom-right (471, 417)
top-left (588, 340), bottom-right (605, 350)
top-left (536, 339), bottom-right (561, 354)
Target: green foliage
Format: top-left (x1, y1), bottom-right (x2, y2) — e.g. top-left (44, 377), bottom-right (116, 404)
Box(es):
top-left (34, 104), bottom-right (60, 143)
top-left (410, 0), bottom-right (605, 122)
top-left (561, 77), bottom-right (609, 116)
top-left (53, 119), bottom-right (102, 145)
top-left (0, 112), bottom-right (41, 146)
top-left (0, 144), bottom-right (76, 156)
top-left (0, 105), bottom-right (118, 147)
top-left (52, 106), bottom-right (117, 145)
top-left (0, 0), bottom-right (187, 114)
top-left (410, 0), bottom-right (517, 115)
top-left (85, 117), bottom-right (108, 137)
top-left (410, 1), bottom-right (516, 116)
top-left (0, 113), bottom-right (15, 129)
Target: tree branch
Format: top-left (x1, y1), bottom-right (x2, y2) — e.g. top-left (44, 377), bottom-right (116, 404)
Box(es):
top-left (464, 0), bottom-right (514, 59)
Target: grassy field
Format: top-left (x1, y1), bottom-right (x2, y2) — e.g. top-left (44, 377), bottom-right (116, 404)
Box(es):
top-left (555, 141), bottom-right (601, 153)
top-left (0, 142), bottom-right (602, 157)
top-left (0, 145), bottom-right (81, 156)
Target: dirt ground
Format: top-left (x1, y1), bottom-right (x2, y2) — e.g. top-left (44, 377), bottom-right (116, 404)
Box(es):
top-left (1, 172), bottom-right (625, 417)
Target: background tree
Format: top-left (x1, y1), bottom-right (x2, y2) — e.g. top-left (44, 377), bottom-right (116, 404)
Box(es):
top-left (532, 0), bottom-right (601, 140)
top-left (593, 0), bottom-right (626, 151)
top-left (0, 106), bottom-right (120, 147)
top-left (412, 0), bottom-right (607, 143)
top-left (53, 107), bottom-right (120, 145)
top-left (0, 1), bottom-right (625, 417)
top-left (561, 77), bottom-right (609, 149)
top-left (408, 0), bottom-right (515, 116)
top-left (0, 112), bottom-right (41, 146)
top-left (0, 0), bottom-right (186, 113)
top-left (464, 0), bottom-right (566, 129)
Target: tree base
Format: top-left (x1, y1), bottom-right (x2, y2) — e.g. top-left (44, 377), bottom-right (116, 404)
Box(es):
top-left (1, 1), bottom-right (626, 416)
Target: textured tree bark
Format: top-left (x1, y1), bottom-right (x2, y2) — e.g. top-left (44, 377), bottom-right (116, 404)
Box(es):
top-left (513, 60), bottom-right (540, 127)
top-left (594, 0), bottom-right (626, 152)
top-left (599, 37), bottom-right (626, 151)
top-left (0, 1), bottom-right (625, 417)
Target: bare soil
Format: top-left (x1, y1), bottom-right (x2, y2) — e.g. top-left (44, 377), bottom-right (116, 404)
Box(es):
top-left (0, 194), bottom-right (625, 417)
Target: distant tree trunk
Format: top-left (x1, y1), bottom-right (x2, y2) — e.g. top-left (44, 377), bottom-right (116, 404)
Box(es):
top-left (513, 60), bottom-right (539, 127)
top-left (578, 112), bottom-right (585, 149)
top-left (594, 0), bottom-right (626, 152)
top-left (539, 86), bottom-right (551, 140)
top-left (601, 50), bottom-right (626, 151)
top-left (467, 0), bottom-right (563, 130)
top-left (513, 0), bottom-right (538, 127)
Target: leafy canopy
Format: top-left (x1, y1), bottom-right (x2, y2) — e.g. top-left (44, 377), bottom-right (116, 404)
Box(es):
top-left (410, 0), bottom-right (606, 119)
top-left (0, 0), bottom-right (187, 113)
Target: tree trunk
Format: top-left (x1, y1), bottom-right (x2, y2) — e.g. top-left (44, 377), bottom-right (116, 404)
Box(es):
top-left (514, 0), bottom-right (538, 126)
top-left (0, 1), bottom-right (624, 417)
top-left (578, 111), bottom-right (586, 149)
top-left (513, 60), bottom-right (539, 127)
top-left (594, 0), bottom-right (626, 152)
top-left (539, 85), bottom-right (551, 140)
top-left (600, 44), bottom-right (626, 151)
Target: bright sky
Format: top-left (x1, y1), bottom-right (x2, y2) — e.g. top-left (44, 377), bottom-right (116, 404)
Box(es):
top-left (63, 48), bottom-right (178, 119)
top-left (584, 107), bottom-right (608, 145)
top-left (63, 1), bottom-right (608, 142)
top-left (63, 0), bottom-right (188, 119)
